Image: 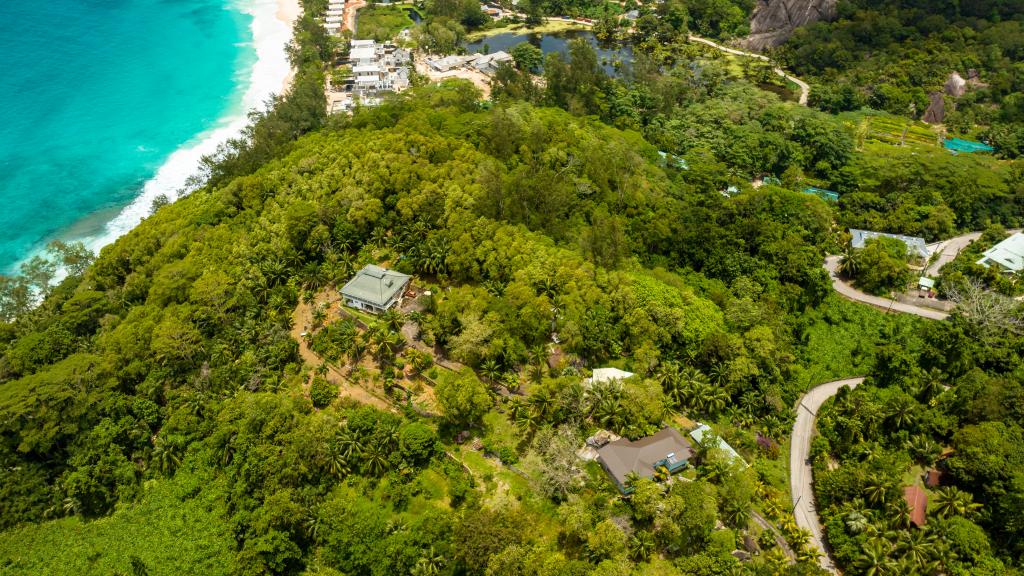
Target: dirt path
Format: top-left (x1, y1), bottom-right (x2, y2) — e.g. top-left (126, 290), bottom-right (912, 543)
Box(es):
top-left (344, 0), bottom-right (366, 34)
top-left (687, 34), bottom-right (809, 105)
top-left (291, 295), bottom-right (393, 411)
top-left (790, 377), bottom-right (864, 573)
top-left (751, 510), bottom-right (797, 563)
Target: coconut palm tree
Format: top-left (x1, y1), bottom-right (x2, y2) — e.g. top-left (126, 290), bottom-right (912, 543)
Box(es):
top-left (839, 245), bottom-right (862, 277)
top-left (411, 547), bottom-right (445, 576)
top-left (864, 474), bottom-right (892, 506)
top-left (853, 541), bottom-right (894, 576)
top-left (846, 511), bottom-right (871, 534)
top-left (379, 308), bottom-right (405, 332)
top-left (906, 435), bottom-right (940, 468)
top-left (932, 486), bottom-right (982, 519)
top-left (628, 530), bottom-right (656, 561)
top-left (479, 358), bottom-right (503, 383)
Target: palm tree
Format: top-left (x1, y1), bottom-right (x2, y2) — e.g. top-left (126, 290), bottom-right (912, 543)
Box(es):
top-left (411, 547), bottom-right (445, 576)
top-left (336, 430), bottom-right (363, 461)
top-left (839, 245), bottom-right (862, 277)
top-left (845, 511), bottom-right (870, 534)
top-left (362, 441), bottom-right (390, 476)
top-left (479, 358), bottom-right (503, 383)
top-left (370, 226), bottom-right (388, 248)
top-left (915, 367), bottom-right (946, 402)
top-left (864, 474), bottom-right (892, 506)
top-left (152, 436), bottom-right (182, 474)
top-left (932, 486), bottom-right (981, 519)
top-left (897, 529), bottom-right (938, 568)
top-left (853, 541), bottom-right (894, 576)
top-left (628, 530), bottom-right (656, 561)
top-left (325, 441), bottom-right (350, 479)
top-left (385, 308), bottom-right (408, 331)
top-left (906, 435), bottom-right (940, 468)
top-left (886, 395), bottom-right (918, 431)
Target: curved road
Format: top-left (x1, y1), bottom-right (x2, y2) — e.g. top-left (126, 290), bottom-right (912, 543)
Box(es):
top-left (687, 35), bottom-right (809, 105)
top-left (824, 256), bottom-right (950, 320)
top-left (790, 377), bottom-right (864, 573)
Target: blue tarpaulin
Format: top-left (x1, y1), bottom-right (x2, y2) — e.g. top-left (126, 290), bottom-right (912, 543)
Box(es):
top-left (944, 138), bottom-right (994, 153)
top-left (803, 187), bottom-right (839, 202)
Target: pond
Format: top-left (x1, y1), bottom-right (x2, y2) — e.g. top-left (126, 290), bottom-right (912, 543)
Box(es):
top-left (464, 30), bottom-right (633, 76)
top-left (403, 7), bottom-right (422, 23)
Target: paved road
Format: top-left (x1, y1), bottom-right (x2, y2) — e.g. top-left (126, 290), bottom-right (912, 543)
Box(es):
top-left (924, 232), bottom-right (982, 277)
top-left (790, 377), bottom-right (864, 573)
top-left (687, 35), bottom-right (809, 105)
top-left (824, 256), bottom-right (950, 320)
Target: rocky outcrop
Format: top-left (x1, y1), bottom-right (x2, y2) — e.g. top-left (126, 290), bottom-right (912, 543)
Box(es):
top-left (945, 72), bottom-right (966, 98)
top-left (740, 0), bottom-right (838, 51)
top-left (922, 92), bottom-right (946, 124)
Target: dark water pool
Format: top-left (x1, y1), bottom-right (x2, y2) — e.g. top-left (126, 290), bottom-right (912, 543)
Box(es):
top-left (464, 30), bottom-right (633, 76)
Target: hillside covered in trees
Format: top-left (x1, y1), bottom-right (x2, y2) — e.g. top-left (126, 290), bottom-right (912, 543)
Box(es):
top-left (1, 0), bottom-right (1024, 574)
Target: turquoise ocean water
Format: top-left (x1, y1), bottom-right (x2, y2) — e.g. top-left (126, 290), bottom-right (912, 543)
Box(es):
top-left (0, 0), bottom-right (254, 272)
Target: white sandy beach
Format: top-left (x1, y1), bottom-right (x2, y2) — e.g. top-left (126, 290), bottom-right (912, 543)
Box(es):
top-left (277, 0), bottom-right (301, 93)
top-left (70, 0), bottom-right (300, 264)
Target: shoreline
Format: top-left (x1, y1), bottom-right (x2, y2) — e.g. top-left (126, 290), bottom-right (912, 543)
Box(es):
top-left (277, 0), bottom-right (301, 94)
top-left (24, 0), bottom-right (299, 277)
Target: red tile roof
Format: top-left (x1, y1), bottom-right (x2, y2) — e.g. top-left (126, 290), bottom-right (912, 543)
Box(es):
top-left (904, 485), bottom-right (928, 527)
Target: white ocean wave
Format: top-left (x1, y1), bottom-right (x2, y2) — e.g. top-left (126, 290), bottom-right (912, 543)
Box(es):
top-left (79, 0), bottom-right (294, 258)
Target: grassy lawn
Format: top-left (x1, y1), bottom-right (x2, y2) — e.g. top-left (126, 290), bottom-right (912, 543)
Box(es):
top-left (466, 19), bottom-right (590, 40)
top-left (356, 5), bottom-right (415, 41)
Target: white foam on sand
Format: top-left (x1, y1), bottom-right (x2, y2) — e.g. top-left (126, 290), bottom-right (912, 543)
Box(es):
top-left (78, 0), bottom-right (296, 258)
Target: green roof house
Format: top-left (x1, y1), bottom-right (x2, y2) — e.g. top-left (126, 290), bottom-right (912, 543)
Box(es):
top-left (341, 265), bottom-right (411, 314)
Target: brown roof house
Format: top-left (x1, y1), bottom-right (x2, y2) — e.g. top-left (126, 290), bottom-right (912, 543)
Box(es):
top-left (596, 427), bottom-right (695, 494)
top-left (903, 485), bottom-right (928, 527)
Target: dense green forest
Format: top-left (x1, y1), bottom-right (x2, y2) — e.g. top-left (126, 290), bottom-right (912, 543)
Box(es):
top-left (778, 0), bottom-right (1024, 156)
top-left (1, 0), bottom-right (1024, 575)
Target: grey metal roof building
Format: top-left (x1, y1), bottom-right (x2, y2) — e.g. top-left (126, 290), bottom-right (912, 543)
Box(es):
top-left (596, 427), bottom-right (694, 493)
top-left (340, 265), bottom-right (410, 313)
top-left (976, 232), bottom-right (1024, 273)
top-left (850, 229), bottom-right (929, 260)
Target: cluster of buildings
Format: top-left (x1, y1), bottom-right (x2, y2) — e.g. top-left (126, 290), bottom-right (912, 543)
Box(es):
top-left (322, 0), bottom-right (346, 36)
top-left (332, 40), bottom-right (412, 113)
top-left (426, 51), bottom-right (514, 75)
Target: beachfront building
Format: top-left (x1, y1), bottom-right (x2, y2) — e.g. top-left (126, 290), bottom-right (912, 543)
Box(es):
top-left (348, 40), bottom-right (411, 102)
top-left (976, 232), bottom-right (1024, 274)
top-left (340, 265), bottom-right (411, 314)
top-left (849, 229), bottom-right (930, 263)
top-left (595, 427), bottom-right (695, 493)
top-left (322, 1), bottom-right (346, 35)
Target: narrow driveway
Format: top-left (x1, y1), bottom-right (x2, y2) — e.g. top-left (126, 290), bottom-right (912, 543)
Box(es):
top-left (924, 232), bottom-right (981, 277)
top-left (791, 377), bottom-right (864, 573)
top-left (824, 256), bottom-right (950, 320)
top-left (687, 35), bottom-right (809, 105)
